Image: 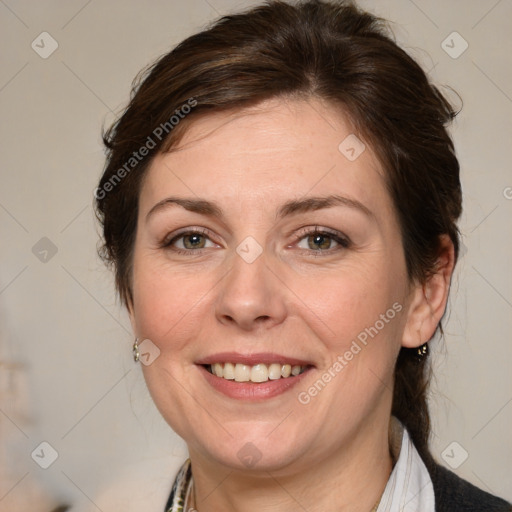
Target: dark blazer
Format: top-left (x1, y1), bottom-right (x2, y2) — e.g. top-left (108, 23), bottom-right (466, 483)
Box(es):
top-left (428, 462), bottom-right (511, 511)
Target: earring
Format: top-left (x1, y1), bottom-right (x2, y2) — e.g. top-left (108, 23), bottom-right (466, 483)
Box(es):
top-left (133, 338), bottom-right (140, 362)
top-left (415, 342), bottom-right (429, 361)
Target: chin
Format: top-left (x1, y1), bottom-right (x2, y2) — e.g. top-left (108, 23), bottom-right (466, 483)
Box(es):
top-left (189, 424), bottom-right (313, 473)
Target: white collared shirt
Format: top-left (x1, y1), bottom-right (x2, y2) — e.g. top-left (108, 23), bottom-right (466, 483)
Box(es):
top-left (168, 417), bottom-right (436, 511)
top-left (376, 417), bottom-right (436, 512)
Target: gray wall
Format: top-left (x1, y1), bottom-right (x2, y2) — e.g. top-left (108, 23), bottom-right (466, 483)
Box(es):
top-left (1, 0), bottom-right (511, 510)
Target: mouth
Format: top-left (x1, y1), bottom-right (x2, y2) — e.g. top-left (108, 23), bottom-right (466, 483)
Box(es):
top-left (195, 353), bottom-right (315, 401)
top-left (203, 362), bottom-right (310, 383)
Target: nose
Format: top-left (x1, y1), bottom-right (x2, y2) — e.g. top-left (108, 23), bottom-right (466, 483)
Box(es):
top-left (214, 247), bottom-right (287, 332)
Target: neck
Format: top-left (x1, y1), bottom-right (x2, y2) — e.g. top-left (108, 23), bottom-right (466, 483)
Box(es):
top-left (187, 416), bottom-right (394, 512)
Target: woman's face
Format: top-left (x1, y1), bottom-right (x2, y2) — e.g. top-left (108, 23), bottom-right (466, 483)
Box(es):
top-left (129, 97), bottom-right (417, 473)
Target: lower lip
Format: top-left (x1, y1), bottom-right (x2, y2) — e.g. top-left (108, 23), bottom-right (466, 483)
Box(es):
top-left (197, 365), bottom-right (313, 401)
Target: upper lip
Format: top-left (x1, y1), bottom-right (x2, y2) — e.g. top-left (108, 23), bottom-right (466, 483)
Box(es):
top-left (195, 352), bottom-right (315, 367)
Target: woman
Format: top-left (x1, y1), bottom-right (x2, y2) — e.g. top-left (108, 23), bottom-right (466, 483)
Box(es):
top-left (94, 0), bottom-right (511, 510)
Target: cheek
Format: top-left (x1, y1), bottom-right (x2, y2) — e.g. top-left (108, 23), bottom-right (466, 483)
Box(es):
top-left (131, 262), bottom-right (211, 436)
top-left (296, 273), bottom-right (404, 420)
top-left (300, 262), bottom-right (405, 398)
top-left (304, 260), bottom-right (403, 343)
top-left (132, 256), bottom-right (211, 341)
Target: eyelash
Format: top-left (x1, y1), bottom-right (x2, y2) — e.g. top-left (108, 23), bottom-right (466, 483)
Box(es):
top-left (292, 226), bottom-right (351, 256)
top-left (160, 226), bottom-right (351, 257)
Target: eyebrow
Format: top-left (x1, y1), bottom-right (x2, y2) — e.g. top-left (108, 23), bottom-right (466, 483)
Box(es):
top-left (145, 194), bottom-right (374, 223)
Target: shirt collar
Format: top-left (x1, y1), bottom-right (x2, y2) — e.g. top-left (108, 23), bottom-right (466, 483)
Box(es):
top-left (376, 416), bottom-right (436, 512)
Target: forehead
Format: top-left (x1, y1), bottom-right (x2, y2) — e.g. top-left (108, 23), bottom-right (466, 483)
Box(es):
top-left (139, 97), bottom-right (393, 221)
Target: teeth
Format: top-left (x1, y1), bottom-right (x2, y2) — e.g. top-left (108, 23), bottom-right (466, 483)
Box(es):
top-left (268, 363), bottom-right (282, 380)
top-left (291, 365), bottom-right (302, 376)
top-left (213, 363), bottom-right (223, 377)
top-left (281, 364), bottom-right (291, 378)
top-left (251, 364), bottom-right (268, 383)
top-left (234, 363), bottom-right (251, 382)
top-left (223, 362), bottom-right (235, 380)
top-left (207, 362), bottom-right (307, 382)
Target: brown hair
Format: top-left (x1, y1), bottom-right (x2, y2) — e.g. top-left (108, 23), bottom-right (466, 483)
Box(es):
top-left (95, 0), bottom-right (462, 466)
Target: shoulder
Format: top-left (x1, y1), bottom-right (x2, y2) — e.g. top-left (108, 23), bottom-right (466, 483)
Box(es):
top-left (426, 461), bottom-right (511, 512)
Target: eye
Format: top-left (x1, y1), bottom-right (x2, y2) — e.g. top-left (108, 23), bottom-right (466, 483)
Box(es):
top-left (160, 226), bottom-right (350, 257)
top-left (161, 228), bottom-right (218, 255)
top-left (293, 227), bottom-right (350, 255)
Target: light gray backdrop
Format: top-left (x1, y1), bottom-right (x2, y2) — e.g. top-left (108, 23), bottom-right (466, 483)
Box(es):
top-left (1, 0), bottom-right (511, 510)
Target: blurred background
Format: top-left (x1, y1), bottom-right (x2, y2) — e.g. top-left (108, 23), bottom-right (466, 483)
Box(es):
top-left (1, 0), bottom-right (511, 510)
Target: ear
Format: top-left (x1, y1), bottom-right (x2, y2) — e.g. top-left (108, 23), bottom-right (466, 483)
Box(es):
top-left (402, 235), bottom-right (456, 348)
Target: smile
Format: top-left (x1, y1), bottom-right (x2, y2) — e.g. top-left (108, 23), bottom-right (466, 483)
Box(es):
top-left (205, 362), bottom-right (308, 383)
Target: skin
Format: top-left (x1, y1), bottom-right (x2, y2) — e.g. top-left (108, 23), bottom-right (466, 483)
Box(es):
top-left (127, 97), bottom-right (455, 511)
